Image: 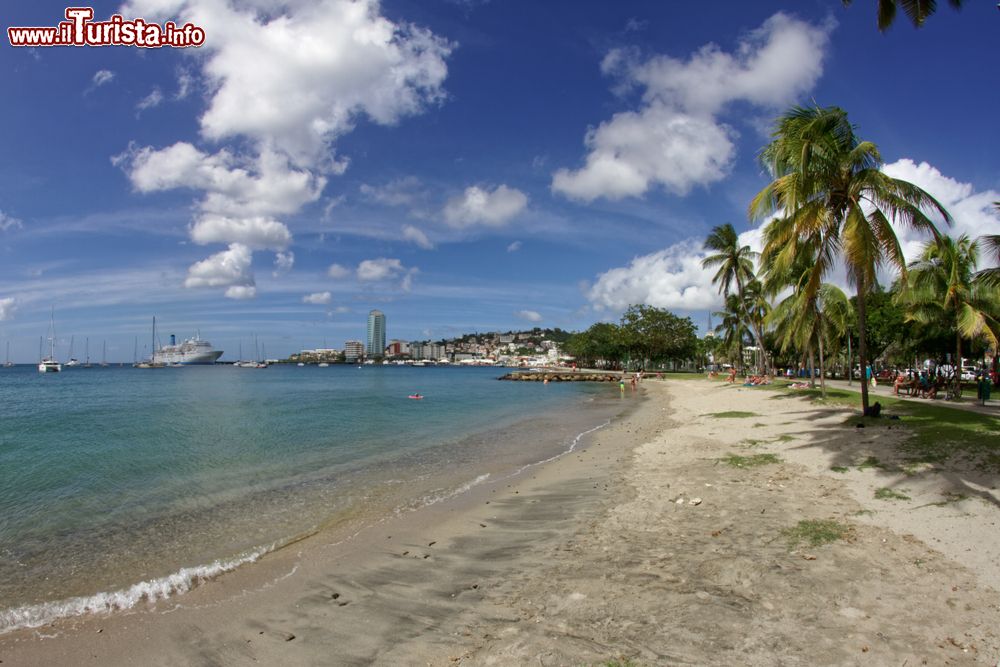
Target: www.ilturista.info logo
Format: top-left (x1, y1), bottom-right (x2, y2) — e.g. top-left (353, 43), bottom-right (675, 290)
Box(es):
top-left (7, 7), bottom-right (205, 48)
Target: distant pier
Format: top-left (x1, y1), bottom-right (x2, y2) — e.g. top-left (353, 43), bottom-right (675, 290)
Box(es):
top-left (499, 371), bottom-right (622, 382)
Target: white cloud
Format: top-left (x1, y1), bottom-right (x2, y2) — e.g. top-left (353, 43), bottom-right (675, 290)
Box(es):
top-left (882, 159), bottom-right (1000, 268)
top-left (515, 309), bottom-right (543, 323)
top-left (123, 0), bottom-right (452, 167)
top-left (273, 251), bottom-right (295, 276)
top-left (303, 291), bottom-right (332, 304)
top-left (225, 285), bottom-right (257, 300)
top-left (327, 263), bottom-right (351, 279)
top-left (0, 210), bottom-right (23, 231)
top-left (136, 87), bottom-right (164, 113)
top-left (0, 297), bottom-right (17, 321)
top-left (92, 69), bottom-right (115, 87)
top-left (402, 224), bottom-right (433, 249)
top-left (118, 0), bottom-right (452, 298)
top-left (553, 13), bottom-right (831, 202)
top-left (588, 240), bottom-right (719, 312)
top-left (443, 185), bottom-right (528, 228)
top-left (357, 257), bottom-right (405, 281)
top-left (506, 240), bottom-right (522, 252)
top-left (184, 243), bottom-right (255, 293)
top-left (126, 142), bottom-right (324, 218)
top-left (189, 215), bottom-right (292, 250)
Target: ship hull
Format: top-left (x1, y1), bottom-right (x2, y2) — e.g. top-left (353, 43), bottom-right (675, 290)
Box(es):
top-left (153, 349), bottom-right (223, 365)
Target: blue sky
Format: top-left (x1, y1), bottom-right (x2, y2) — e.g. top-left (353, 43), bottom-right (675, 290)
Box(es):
top-left (1, 0), bottom-right (998, 362)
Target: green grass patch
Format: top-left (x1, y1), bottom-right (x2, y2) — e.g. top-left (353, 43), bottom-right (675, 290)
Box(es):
top-left (752, 422), bottom-right (767, 428)
top-left (741, 438), bottom-right (765, 448)
top-left (857, 456), bottom-right (889, 471)
top-left (851, 509), bottom-right (876, 517)
top-left (874, 487), bottom-right (910, 501)
top-left (830, 466), bottom-right (849, 473)
top-left (773, 434), bottom-right (795, 442)
top-left (783, 519), bottom-right (849, 547)
top-left (765, 383), bottom-right (1000, 472)
top-left (720, 453), bottom-right (781, 468)
top-left (704, 410), bottom-right (759, 418)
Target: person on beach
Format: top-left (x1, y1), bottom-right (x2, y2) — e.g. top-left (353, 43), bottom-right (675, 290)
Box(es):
top-left (726, 367), bottom-right (737, 383)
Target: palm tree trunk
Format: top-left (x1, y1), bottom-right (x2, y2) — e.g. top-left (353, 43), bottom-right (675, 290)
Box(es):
top-left (856, 285), bottom-right (871, 414)
top-left (818, 332), bottom-right (827, 398)
top-left (847, 335), bottom-right (853, 386)
top-left (954, 333), bottom-right (962, 399)
top-left (808, 345), bottom-right (816, 389)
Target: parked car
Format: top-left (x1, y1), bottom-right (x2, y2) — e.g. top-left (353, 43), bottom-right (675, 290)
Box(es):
top-left (961, 367), bottom-right (978, 382)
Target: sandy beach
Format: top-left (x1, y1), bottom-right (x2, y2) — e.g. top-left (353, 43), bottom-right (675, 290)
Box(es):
top-left (2, 378), bottom-right (999, 666)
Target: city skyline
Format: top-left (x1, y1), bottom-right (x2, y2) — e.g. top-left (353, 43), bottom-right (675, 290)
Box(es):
top-left (1, 1), bottom-right (997, 362)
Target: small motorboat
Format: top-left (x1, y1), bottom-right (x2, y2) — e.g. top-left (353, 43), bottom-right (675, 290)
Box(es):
top-left (408, 393), bottom-right (423, 400)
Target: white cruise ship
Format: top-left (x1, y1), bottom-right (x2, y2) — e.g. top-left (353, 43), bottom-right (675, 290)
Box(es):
top-left (153, 334), bottom-right (223, 365)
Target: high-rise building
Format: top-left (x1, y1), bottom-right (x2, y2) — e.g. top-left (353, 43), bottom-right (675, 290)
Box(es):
top-left (366, 309), bottom-right (386, 357)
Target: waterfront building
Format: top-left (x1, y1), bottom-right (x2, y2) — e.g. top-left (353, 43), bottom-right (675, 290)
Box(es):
top-left (366, 310), bottom-right (386, 357)
top-left (344, 340), bottom-right (364, 363)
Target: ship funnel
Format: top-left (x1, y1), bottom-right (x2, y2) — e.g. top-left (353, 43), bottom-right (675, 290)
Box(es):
top-left (170, 334), bottom-right (176, 346)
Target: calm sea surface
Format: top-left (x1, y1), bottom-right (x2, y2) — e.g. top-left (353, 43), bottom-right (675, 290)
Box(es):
top-left (0, 364), bottom-right (624, 631)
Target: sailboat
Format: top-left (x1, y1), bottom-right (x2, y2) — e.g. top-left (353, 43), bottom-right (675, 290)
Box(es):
top-left (65, 335), bottom-right (79, 367)
top-left (83, 337), bottom-right (91, 368)
top-left (100, 340), bottom-right (109, 367)
top-left (134, 317), bottom-right (166, 368)
top-left (4, 341), bottom-right (12, 367)
top-left (39, 308), bottom-right (62, 373)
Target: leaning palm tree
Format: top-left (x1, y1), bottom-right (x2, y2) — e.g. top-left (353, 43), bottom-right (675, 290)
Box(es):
top-left (901, 234), bottom-right (1000, 396)
top-left (750, 105), bottom-right (951, 414)
top-left (842, 0), bottom-right (963, 31)
top-left (713, 293), bottom-right (749, 373)
top-left (702, 224), bottom-right (770, 373)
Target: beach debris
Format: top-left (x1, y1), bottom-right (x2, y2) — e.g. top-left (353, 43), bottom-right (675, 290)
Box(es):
top-left (479, 523), bottom-right (487, 528)
top-left (675, 497), bottom-right (685, 505)
top-left (802, 554), bottom-right (817, 561)
top-left (428, 541), bottom-right (437, 547)
top-left (690, 497), bottom-right (702, 506)
top-left (282, 632), bottom-right (296, 642)
top-left (331, 593), bottom-right (340, 600)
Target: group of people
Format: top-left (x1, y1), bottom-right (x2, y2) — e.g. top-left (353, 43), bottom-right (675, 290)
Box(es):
top-left (892, 369), bottom-right (944, 398)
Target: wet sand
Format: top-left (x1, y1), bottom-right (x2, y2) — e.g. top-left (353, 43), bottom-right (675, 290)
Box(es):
top-left (2, 379), bottom-right (999, 665)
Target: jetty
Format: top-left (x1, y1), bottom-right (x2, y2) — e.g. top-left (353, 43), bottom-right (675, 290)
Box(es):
top-left (499, 370), bottom-right (622, 382)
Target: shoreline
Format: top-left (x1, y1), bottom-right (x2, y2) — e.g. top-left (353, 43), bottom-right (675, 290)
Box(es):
top-left (3, 379), bottom-right (999, 665)
top-left (0, 383), bottom-right (644, 665)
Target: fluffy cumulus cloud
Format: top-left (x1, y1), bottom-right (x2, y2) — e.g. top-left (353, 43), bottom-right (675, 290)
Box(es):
top-left (401, 224), bottom-right (434, 249)
top-left (183, 243), bottom-right (255, 299)
top-left (515, 309), bottom-right (543, 323)
top-left (303, 291), bottom-right (332, 304)
top-left (117, 0), bottom-right (452, 297)
top-left (589, 230), bottom-right (763, 313)
top-left (443, 185), bottom-right (528, 228)
top-left (882, 159), bottom-right (1000, 268)
top-left (553, 13), bottom-right (831, 202)
top-left (122, 0), bottom-right (452, 166)
top-left (0, 297), bottom-right (17, 321)
top-left (357, 257), bottom-right (405, 281)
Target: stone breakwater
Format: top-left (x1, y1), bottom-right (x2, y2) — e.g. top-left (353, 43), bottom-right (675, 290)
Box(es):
top-left (498, 371), bottom-right (622, 382)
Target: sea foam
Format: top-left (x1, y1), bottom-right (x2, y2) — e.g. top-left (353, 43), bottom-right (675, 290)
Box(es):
top-left (0, 545), bottom-right (272, 635)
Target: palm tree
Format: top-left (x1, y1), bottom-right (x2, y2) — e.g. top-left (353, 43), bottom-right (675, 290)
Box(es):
top-left (702, 224), bottom-right (770, 373)
top-left (750, 105), bottom-right (950, 414)
top-left (713, 294), bottom-right (749, 373)
top-left (842, 0), bottom-right (963, 31)
top-left (973, 202), bottom-right (1000, 288)
top-left (902, 234), bottom-right (1000, 396)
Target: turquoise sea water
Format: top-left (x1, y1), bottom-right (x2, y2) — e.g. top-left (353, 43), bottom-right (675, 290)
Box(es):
top-left (0, 364), bottom-right (620, 631)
